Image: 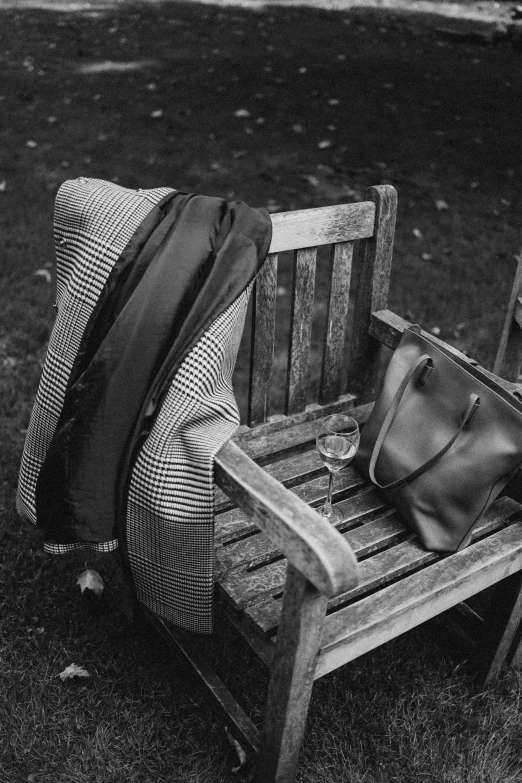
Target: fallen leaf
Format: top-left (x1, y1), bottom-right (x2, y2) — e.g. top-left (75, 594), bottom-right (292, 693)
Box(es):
top-left (234, 108), bottom-right (250, 118)
top-left (318, 139), bottom-right (333, 149)
top-left (225, 727), bottom-right (247, 772)
top-left (77, 569), bottom-right (104, 597)
top-left (147, 82), bottom-right (157, 91)
top-left (26, 140), bottom-right (37, 149)
top-left (58, 663), bottom-right (90, 681)
top-left (47, 116), bottom-right (58, 123)
top-left (430, 326), bottom-right (441, 336)
top-left (0, 180), bottom-right (6, 192)
top-left (291, 123), bottom-right (305, 133)
top-left (34, 269), bottom-right (52, 283)
top-left (150, 109), bottom-right (163, 118)
top-left (412, 228), bottom-right (423, 240)
top-left (327, 98), bottom-right (340, 105)
top-left (435, 199), bottom-right (449, 211)
top-left (298, 66), bottom-right (307, 73)
top-left (421, 252), bottom-right (433, 261)
top-left (304, 175), bottom-right (320, 186)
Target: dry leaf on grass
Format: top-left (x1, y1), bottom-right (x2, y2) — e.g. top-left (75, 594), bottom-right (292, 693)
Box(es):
top-left (225, 727), bottom-right (247, 772)
top-left (76, 569), bottom-right (104, 597)
top-left (58, 663), bottom-right (90, 681)
top-left (34, 269), bottom-right (52, 283)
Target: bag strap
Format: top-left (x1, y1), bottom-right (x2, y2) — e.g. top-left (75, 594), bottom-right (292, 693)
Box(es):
top-left (369, 354), bottom-right (480, 492)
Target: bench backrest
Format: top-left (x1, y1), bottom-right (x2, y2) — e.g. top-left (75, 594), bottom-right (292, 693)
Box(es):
top-left (494, 248), bottom-right (522, 382)
top-left (243, 185), bottom-right (397, 426)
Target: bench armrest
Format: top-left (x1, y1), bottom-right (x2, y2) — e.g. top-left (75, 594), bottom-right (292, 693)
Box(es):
top-left (370, 309), bottom-right (522, 396)
top-left (214, 440), bottom-right (359, 599)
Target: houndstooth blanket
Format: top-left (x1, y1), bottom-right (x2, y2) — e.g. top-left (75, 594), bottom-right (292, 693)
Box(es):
top-left (17, 177), bottom-right (270, 633)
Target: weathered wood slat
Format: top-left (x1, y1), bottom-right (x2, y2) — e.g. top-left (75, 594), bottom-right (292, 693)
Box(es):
top-left (224, 528), bottom-right (429, 614)
top-left (153, 616), bottom-right (262, 757)
top-left (318, 514), bottom-right (522, 676)
top-left (215, 471), bottom-right (374, 545)
top-left (269, 202), bottom-right (375, 254)
top-left (319, 241), bottom-right (353, 405)
top-left (218, 600), bottom-right (276, 667)
top-left (494, 250), bottom-right (522, 382)
top-left (248, 253), bottom-right (278, 427)
top-left (233, 401), bottom-right (373, 462)
top-left (476, 571), bottom-right (522, 683)
top-left (513, 297), bottom-right (522, 330)
top-left (238, 513), bottom-right (413, 637)
top-left (285, 247), bottom-right (317, 416)
top-left (222, 497), bottom-right (521, 633)
top-left (235, 392), bottom-right (357, 448)
top-left (215, 450), bottom-right (366, 514)
top-left (214, 440), bottom-right (358, 599)
top-left (215, 487), bottom-right (389, 578)
top-left (346, 185), bottom-right (397, 402)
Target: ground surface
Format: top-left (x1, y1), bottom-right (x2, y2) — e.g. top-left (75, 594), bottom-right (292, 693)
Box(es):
top-left (2, 0), bottom-right (521, 412)
top-left (1, 3), bottom-right (522, 781)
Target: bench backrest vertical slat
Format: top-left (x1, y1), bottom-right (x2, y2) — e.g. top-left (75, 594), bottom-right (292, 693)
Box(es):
top-left (346, 185), bottom-right (397, 403)
top-left (319, 241), bottom-right (354, 405)
top-left (493, 248), bottom-right (522, 382)
top-left (244, 191), bottom-right (396, 425)
top-left (285, 247), bottom-right (318, 416)
top-left (248, 252), bottom-right (278, 427)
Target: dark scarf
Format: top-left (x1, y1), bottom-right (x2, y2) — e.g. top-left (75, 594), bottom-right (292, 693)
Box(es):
top-left (35, 192), bottom-right (271, 546)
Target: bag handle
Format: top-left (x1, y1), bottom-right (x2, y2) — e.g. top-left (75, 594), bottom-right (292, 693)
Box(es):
top-left (369, 354), bottom-right (480, 492)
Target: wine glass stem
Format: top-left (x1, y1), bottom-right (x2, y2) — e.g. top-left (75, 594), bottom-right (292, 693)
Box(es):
top-left (324, 470), bottom-right (335, 516)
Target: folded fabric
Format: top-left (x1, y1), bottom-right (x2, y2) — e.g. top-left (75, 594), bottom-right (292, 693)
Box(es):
top-left (17, 178), bottom-right (272, 632)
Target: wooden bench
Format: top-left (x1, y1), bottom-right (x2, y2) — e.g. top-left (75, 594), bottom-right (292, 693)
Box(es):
top-left (494, 242), bottom-right (522, 382)
top-left (152, 186), bottom-right (522, 783)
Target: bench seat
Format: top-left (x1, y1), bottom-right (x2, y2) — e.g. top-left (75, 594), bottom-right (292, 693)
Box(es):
top-left (214, 403), bottom-right (522, 681)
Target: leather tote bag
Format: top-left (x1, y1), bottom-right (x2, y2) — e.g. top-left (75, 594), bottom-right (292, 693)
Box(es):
top-left (355, 326), bottom-right (522, 552)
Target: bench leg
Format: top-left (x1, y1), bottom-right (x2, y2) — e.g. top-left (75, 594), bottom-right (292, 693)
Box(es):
top-left (511, 627), bottom-right (522, 669)
top-left (475, 571), bottom-right (522, 684)
top-left (254, 565), bottom-right (327, 783)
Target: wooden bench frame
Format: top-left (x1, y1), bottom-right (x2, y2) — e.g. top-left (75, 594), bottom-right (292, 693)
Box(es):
top-left (151, 186), bottom-right (522, 783)
top-left (494, 243), bottom-right (522, 382)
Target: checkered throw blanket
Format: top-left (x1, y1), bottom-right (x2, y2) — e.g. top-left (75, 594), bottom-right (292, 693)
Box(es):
top-left (17, 177), bottom-right (269, 633)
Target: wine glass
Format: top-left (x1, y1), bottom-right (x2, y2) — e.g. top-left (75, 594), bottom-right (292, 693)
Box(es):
top-left (316, 414), bottom-right (360, 523)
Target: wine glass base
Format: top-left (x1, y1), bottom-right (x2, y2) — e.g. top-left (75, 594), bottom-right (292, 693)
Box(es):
top-left (318, 505), bottom-right (343, 523)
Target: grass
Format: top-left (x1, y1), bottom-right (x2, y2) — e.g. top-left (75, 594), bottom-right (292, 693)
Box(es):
top-left (1, 1), bottom-right (522, 781)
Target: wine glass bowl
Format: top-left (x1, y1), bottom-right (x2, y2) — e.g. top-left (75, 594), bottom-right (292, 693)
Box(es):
top-left (316, 414), bottom-right (360, 523)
